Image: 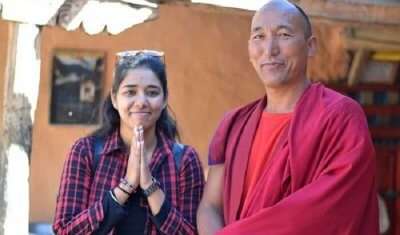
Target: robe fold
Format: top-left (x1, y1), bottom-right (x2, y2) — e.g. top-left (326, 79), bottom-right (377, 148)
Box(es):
top-left (209, 83), bottom-right (379, 235)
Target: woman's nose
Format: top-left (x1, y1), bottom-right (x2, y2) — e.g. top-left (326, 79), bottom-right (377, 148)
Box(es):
top-left (133, 93), bottom-right (148, 108)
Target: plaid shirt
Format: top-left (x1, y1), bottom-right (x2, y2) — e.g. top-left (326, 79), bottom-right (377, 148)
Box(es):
top-left (53, 130), bottom-right (205, 235)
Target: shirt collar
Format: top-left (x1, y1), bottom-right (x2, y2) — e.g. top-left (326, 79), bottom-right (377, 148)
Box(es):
top-left (102, 129), bottom-right (126, 155)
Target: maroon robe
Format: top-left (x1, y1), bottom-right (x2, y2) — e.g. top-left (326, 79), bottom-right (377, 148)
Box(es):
top-left (209, 83), bottom-right (379, 235)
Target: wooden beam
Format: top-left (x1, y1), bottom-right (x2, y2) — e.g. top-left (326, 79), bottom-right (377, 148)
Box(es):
top-left (351, 27), bottom-right (400, 45)
top-left (299, 0), bottom-right (400, 25)
top-left (343, 37), bottom-right (400, 51)
top-left (348, 49), bottom-right (370, 86)
top-left (372, 52), bottom-right (400, 61)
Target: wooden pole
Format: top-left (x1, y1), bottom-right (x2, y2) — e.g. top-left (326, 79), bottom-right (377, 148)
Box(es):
top-left (348, 49), bottom-right (370, 86)
top-left (0, 20), bottom-right (17, 235)
top-left (0, 22), bottom-right (40, 234)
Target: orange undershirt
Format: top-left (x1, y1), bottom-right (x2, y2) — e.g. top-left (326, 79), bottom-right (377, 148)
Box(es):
top-left (242, 111), bottom-right (292, 208)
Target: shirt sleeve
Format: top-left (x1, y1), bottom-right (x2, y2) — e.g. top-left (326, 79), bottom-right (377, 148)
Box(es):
top-left (94, 191), bottom-right (127, 235)
top-left (151, 147), bottom-right (205, 235)
top-left (52, 138), bottom-right (105, 235)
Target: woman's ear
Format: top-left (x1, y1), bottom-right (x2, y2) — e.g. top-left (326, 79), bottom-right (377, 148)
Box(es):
top-left (110, 93), bottom-right (118, 110)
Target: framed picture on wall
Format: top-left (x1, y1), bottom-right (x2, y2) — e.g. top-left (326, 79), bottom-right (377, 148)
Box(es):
top-left (50, 49), bottom-right (105, 124)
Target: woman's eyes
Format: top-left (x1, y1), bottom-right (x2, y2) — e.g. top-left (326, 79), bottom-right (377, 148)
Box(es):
top-left (122, 89), bottom-right (160, 97)
top-left (123, 90), bottom-right (136, 96)
top-left (147, 90), bottom-right (160, 97)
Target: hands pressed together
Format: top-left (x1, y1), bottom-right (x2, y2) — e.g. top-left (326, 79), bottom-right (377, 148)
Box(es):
top-left (113, 125), bottom-right (162, 207)
top-left (124, 125), bottom-right (153, 191)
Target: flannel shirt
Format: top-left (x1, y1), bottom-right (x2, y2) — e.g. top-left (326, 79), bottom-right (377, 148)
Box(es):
top-left (53, 129), bottom-right (205, 234)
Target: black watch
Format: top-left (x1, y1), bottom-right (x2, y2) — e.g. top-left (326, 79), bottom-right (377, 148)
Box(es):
top-left (142, 177), bottom-right (161, 197)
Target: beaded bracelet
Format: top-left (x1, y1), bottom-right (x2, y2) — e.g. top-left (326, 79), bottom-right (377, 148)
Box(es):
top-left (120, 178), bottom-right (137, 193)
top-left (117, 185), bottom-right (131, 195)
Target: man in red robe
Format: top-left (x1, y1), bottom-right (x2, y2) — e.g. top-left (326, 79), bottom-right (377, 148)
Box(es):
top-left (197, 0), bottom-right (379, 234)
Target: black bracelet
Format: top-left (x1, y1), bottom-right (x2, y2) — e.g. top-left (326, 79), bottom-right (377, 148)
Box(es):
top-left (117, 185), bottom-right (131, 195)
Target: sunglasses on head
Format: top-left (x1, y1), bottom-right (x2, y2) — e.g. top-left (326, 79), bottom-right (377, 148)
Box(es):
top-left (116, 49), bottom-right (165, 63)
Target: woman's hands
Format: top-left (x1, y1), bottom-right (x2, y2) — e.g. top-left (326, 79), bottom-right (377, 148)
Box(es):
top-left (124, 125), bottom-right (153, 191)
top-left (123, 126), bottom-right (142, 190)
top-left (121, 126), bottom-right (165, 214)
top-left (137, 126), bottom-right (153, 190)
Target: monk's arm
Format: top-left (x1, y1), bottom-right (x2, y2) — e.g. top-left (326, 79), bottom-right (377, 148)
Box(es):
top-left (197, 164), bottom-right (224, 235)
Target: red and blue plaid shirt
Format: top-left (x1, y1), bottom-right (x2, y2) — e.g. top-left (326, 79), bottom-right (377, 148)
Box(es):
top-left (53, 129), bottom-right (205, 234)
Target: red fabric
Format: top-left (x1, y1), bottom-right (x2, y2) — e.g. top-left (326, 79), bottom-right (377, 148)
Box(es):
top-left (242, 112), bottom-right (292, 212)
top-left (209, 83), bottom-right (379, 235)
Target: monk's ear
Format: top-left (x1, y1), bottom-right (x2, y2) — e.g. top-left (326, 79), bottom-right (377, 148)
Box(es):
top-left (307, 35), bottom-right (317, 57)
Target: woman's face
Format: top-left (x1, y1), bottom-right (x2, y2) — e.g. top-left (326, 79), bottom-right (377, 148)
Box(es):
top-left (112, 67), bottom-right (166, 134)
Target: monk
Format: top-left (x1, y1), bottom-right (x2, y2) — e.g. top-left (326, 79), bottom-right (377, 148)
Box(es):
top-left (197, 1), bottom-right (379, 234)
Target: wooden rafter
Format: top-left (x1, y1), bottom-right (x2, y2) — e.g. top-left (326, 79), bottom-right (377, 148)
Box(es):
top-left (299, 0), bottom-right (400, 25)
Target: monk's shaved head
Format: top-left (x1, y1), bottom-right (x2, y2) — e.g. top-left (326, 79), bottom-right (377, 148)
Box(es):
top-left (254, 0), bottom-right (312, 39)
top-left (248, 0), bottom-right (317, 89)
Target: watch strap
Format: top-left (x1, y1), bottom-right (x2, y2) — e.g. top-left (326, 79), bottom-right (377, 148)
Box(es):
top-left (143, 177), bottom-right (160, 197)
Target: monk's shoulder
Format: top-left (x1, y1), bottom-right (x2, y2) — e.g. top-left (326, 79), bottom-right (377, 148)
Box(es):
top-left (222, 98), bottom-right (263, 123)
top-left (319, 86), bottom-right (364, 120)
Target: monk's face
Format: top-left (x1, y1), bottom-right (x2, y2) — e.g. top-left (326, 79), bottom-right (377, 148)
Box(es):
top-left (248, 1), bottom-right (315, 88)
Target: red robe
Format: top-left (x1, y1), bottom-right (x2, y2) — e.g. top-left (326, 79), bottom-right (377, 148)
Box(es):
top-left (209, 83), bottom-right (379, 235)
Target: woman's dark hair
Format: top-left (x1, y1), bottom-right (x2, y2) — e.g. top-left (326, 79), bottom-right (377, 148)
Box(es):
top-left (92, 52), bottom-right (179, 140)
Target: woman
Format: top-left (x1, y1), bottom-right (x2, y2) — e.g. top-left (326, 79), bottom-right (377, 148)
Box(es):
top-left (53, 50), bottom-right (205, 234)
